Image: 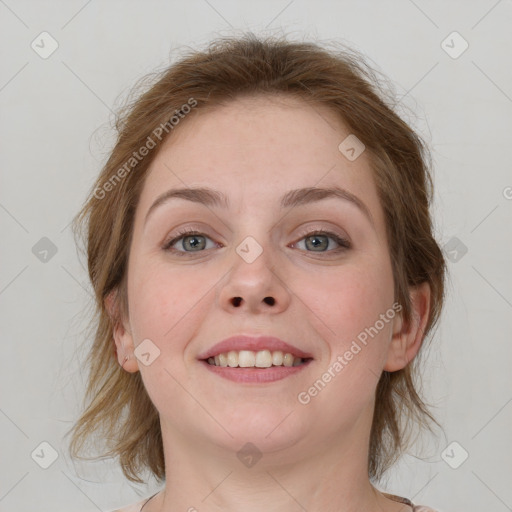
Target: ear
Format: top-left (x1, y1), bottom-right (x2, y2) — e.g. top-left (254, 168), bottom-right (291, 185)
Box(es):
top-left (384, 282), bottom-right (431, 372)
top-left (105, 289), bottom-right (139, 373)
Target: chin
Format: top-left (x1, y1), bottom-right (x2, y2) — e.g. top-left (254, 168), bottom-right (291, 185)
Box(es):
top-left (212, 404), bottom-right (309, 451)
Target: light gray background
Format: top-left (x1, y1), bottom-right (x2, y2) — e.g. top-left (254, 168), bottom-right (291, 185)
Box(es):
top-left (1, 1), bottom-right (511, 511)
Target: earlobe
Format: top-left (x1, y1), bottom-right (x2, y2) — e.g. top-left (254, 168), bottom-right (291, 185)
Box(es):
top-left (104, 289), bottom-right (139, 373)
top-left (383, 282), bottom-right (431, 372)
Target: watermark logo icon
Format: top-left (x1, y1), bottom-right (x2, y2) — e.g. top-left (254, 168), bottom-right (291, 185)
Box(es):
top-left (443, 236), bottom-right (468, 263)
top-left (31, 441), bottom-right (59, 469)
top-left (32, 237), bottom-right (58, 263)
top-left (441, 441), bottom-right (469, 469)
top-left (134, 338), bottom-right (161, 366)
top-left (236, 236), bottom-right (263, 264)
top-left (338, 134), bottom-right (366, 161)
top-left (236, 442), bottom-right (262, 468)
top-left (441, 31), bottom-right (469, 59)
top-left (31, 31), bottom-right (59, 59)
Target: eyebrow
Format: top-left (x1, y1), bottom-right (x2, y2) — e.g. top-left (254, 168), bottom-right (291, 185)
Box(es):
top-left (144, 185), bottom-right (374, 226)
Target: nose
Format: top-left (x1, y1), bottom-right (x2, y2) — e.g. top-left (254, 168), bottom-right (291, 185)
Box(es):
top-left (218, 238), bottom-right (291, 314)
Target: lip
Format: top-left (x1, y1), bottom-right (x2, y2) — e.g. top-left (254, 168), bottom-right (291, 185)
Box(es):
top-left (200, 359), bottom-right (312, 383)
top-left (197, 335), bottom-right (314, 361)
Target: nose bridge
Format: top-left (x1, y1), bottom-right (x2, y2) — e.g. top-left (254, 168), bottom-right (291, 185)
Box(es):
top-left (218, 231), bottom-right (290, 313)
top-left (231, 212), bottom-right (276, 269)
top-left (232, 233), bottom-right (276, 288)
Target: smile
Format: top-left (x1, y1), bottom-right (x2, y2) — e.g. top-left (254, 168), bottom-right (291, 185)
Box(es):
top-left (205, 349), bottom-right (310, 368)
top-left (198, 335), bottom-right (314, 382)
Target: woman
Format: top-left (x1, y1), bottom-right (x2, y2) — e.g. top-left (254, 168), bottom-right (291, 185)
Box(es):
top-left (67, 34), bottom-right (446, 512)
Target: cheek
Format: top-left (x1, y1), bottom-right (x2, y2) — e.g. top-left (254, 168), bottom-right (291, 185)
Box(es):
top-left (296, 262), bottom-right (396, 418)
top-left (127, 258), bottom-right (216, 347)
top-left (305, 258), bottom-right (395, 366)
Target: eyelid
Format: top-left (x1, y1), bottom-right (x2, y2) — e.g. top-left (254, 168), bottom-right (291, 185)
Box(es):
top-left (292, 225), bottom-right (351, 247)
top-left (162, 225), bottom-right (351, 253)
top-left (162, 227), bottom-right (219, 251)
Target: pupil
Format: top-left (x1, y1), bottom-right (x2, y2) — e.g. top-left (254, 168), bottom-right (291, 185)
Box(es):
top-left (185, 235), bottom-right (205, 251)
top-left (307, 235), bottom-right (328, 251)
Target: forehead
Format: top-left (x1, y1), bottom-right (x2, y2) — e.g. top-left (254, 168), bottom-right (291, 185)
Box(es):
top-left (158, 93), bottom-right (353, 166)
top-left (139, 94), bottom-right (381, 218)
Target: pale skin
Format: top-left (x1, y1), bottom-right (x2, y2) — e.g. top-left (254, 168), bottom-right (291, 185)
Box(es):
top-left (108, 94), bottom-right (431, 512)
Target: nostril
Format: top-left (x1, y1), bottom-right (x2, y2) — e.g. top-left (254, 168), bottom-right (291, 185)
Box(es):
top-left (230, 297), bottom-right (275, 307)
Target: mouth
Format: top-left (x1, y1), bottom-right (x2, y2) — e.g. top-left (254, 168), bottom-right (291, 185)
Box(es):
top-left (203, 350), bottom-right (312, 368)
top-left (198, 335), bottom-right (314, 383)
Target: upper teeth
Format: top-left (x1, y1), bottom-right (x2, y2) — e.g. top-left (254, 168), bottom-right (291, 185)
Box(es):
top-left (207, 350), bottom-right (304, 368)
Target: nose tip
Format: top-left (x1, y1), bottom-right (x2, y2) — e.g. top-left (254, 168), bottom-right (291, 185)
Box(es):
top-left (218, 235), bottom-right (291, 314)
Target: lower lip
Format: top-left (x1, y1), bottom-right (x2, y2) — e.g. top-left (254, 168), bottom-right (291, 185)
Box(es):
top-left (200, 360), bottom-right (312, 383)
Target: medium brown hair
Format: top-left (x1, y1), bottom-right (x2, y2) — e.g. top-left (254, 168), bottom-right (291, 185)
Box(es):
top-left (66, 33), bottom-right (446, 484)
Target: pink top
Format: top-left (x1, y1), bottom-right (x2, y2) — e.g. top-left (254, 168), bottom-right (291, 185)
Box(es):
top-left (112, 491), bottom-right (439, 511)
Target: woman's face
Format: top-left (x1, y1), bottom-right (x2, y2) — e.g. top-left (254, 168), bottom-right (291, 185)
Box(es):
top-left (119, 94), bottom-right (401, 460)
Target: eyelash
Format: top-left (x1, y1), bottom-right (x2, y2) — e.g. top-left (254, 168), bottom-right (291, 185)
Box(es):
top-left (292, 229), bottom-right (351, 254)
top-left (162, 228), bottom-right (351, 256)
top-left (162, 228), bottom-right (217, 255)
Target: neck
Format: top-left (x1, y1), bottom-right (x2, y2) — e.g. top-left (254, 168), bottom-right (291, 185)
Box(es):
top-left (146, 416), bottom-right (389, 512)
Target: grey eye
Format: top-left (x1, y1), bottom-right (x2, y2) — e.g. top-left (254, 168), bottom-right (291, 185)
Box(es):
top-left (304, 234), bottom-right (330, 251)
top-left (181, 234), bottom-right (207, 251)
top-left (299, 234), bottom-right (336, 252)
top-left (296, 233), bottom-right (347, 252)
top-left (167, 233), bottom-right (216, 252)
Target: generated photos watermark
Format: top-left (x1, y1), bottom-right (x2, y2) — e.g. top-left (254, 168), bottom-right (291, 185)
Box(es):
top-left (297, 301), bottom-right (402, 405)
top-left (93, 97), bottom-right (198, 200)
